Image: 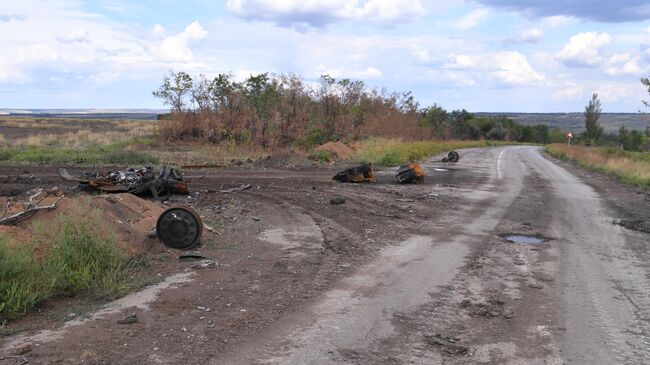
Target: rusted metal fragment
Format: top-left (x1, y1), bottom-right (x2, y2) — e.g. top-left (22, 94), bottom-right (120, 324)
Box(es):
top-left (396, 162), bottom-right (424, 184)
top-left (333, 163), bottom-right (376, 183)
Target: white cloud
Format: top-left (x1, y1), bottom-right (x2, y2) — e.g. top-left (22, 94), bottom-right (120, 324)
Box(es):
top-left (315, 64), bottom-right (383, 79)
top-left (0, 57), bottom-right (24, 81)
top-left (443, 54), bottom-right (474, 69)
top-left (453, 8), bottom-right (489, 30)
top-left (57, 29), bottom-right (90, 44)
top-left (596, 84), bottom-right (636, 102)
top-left (490, 51), bottom-right (544, 85)
top-left (556, 32), bottom-right (612, 67)
top-left (544, 15), bottom-right (572, 27)
top-left (554, 83), bottom-right (584, 100)
top-left (0, 14), bottom-right (27, 22)
top-left (227, 0), bottom-right (426, 27)
top-left (520, 28), bottom-right (542, 43)
top-left (151, 24), bottom-right (165, 37)
top-left (152, 21), bottom-right (207, 62)
top-left (604, 53), bottom-right (644, 76)
top-left (410, 45), bottom-right (432, 63)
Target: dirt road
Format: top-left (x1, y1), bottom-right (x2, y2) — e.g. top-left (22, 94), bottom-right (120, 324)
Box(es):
top-left (2, 146), bottom-right (649, 364)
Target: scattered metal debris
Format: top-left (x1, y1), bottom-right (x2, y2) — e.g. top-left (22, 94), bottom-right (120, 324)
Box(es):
top-left (333, 163), bottom-right (376, 183)
top-left (117, 313), bottom-right (138, 325)
top-left (424, 334), bottom-right (469, 356)
top-left (59, 165), bottom-right (188, 198)
top-left (178, 253), bottom-right (208, 260)
top-left (0, 188), bottom-right (64, 225)
top-left (156, 206), bottom-right (203, 250)
top-left (396, 162), bottom-right (424, 184)
top-left (441, 151), bottom-right (460, 163)
top-left (219, 184), bottom-right (252, 193)
top-left (330, 196), bottom-right (346, 205)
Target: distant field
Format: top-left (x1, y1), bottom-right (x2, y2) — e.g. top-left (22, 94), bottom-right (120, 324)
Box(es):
top-left (476, 112), bottom-right (650, 133)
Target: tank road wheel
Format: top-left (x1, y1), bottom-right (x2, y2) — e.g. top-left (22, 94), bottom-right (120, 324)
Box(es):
top-left (156, 206), bottom-right (203, 250)
top-left (447, 151), bottom-right (460, 163)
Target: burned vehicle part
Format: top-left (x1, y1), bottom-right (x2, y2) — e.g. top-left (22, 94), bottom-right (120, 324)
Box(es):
top-left (333, 163), bottom-right (376, 183)
top-left (441, 151), bottom-right (460, 163)
top-left (156, 205), bottom-right (203, 250)
top-left (396, 162), bottom-right (424, 184)
top-left (59, 166), bottom-right (188, 198)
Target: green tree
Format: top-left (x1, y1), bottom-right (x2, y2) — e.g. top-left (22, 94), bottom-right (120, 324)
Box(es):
top-left (153, 71), bottom-right (193, 113)
top-left (419, 104), bottom-right (447, 139)
top-left (584, 93), bottom-right (603, 145)
top-left (618, 125), bottom-right (628, 148)
top-left (645, 124), bottom-right (650, 138)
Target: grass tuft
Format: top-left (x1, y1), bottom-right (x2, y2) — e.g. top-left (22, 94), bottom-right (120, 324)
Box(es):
top-left (0, 199), bottom-right (144, 320)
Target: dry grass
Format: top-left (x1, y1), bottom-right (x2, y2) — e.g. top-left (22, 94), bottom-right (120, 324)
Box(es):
top-left (0, 117), bottom-right (156, 147)
top-left (546, 144), bottom-right (650, 188)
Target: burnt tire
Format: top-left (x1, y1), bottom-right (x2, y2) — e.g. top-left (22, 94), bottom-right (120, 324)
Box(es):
top-left (156, 205), bottom-right (203, 250)
top-left (447, 151), bottom-right (460, 163)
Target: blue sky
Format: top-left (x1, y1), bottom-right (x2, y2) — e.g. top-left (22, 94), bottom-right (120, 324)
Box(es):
top-left (1, 0), bottom-right (650, 112)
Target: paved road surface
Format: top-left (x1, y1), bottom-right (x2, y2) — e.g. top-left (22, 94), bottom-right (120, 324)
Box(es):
top-left (219, 146), bottom-right (650, 364)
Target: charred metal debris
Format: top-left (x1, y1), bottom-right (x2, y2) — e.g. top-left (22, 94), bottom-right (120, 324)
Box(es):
top-left (59, 165), bottom-right (188, 198)
top-left (397, 162), bottom-right (424, 184)
top-left (442, 151), bottom-right (460, 163)
top-left (333, 163), bottom-right (376, 183)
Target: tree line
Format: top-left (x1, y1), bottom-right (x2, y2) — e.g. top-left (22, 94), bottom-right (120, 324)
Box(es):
top-left (581, 92), bottom-right (650, 152)
top-left (152, 71), bottom-right (564, 148)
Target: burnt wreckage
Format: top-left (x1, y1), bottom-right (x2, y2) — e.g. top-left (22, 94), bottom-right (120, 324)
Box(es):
top-left (59, 165), bottom-right (188, 198)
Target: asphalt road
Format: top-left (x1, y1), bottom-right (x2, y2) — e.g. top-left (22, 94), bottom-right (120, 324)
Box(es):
top-left (219, 146), bottom-right (650, 364)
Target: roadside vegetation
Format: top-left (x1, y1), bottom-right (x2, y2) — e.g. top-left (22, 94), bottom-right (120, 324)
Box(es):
top-left (546, 144), bottom-right (650, 188)
top-left (0, 199), bottom-right (147, 320)
top-left (152, 71), bottom-right (563, 150)
top-left (356, 139), bottom-right (513, 166)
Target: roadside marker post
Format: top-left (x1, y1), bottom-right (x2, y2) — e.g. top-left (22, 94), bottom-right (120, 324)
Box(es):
top-left (567, 132), bottom-right (573, 146)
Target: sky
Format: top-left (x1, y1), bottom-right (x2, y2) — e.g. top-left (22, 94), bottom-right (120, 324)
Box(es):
top-left (1, 0), bottom-right (650, 112)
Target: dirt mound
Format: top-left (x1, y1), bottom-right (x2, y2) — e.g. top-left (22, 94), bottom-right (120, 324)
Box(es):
top-left (314, 142), bottom-right (355, 160)
top-left (0, 193), bottom-right (165, 255)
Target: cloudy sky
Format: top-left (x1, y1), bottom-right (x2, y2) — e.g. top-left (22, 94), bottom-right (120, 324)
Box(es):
top-left (1, 0), bottom-right (650, 112)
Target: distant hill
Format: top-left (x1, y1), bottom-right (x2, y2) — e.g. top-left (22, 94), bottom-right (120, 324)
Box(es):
top-left (475, 113), bottom-right (650, 133)
top-left (0, 109), bottom-right (166, 120)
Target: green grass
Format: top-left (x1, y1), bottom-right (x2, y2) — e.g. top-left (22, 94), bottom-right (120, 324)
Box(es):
top-left (0, 139), bottom-right (158, 165)
top-left (313, 150), bottom-right (333, 163)
top-left (355, 138), bottom-right (516, 166)
top-left (0, 199), bottom-right (146, 320)
top-left (546, 144), bottom-right (650, 189)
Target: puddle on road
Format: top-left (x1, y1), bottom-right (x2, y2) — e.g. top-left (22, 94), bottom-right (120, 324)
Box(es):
top-left (504, 235), bottom-right (547, 244)
top-left (433, 168), bottom-right (449, 172)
